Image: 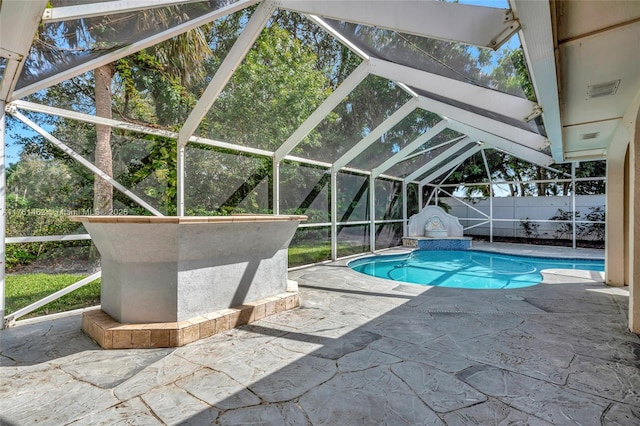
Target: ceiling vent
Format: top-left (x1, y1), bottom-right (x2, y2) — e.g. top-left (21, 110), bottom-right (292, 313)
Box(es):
top-left (580, 132), bottom-right (600, 140)
top-left (587, 80), bottom-right (620, 99)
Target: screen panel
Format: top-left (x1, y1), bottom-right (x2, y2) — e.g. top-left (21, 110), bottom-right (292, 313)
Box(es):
top-left (337, 224), bottom-right (370, 258)
top-left (185, 145), bottom-right (271, 214)
top-left (292, 75), bottom-right (413, 163)
top-left (279, 161), bottom-right (330, 224)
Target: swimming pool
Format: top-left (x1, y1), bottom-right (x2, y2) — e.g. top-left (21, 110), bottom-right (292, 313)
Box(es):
top-left (348, 250), bottom-right (604, 289)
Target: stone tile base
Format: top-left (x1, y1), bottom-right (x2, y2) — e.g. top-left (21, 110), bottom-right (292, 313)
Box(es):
top-left (402, 236), bottom-right (472, 250)
top-left (82, 292), bottom-right (300, 349)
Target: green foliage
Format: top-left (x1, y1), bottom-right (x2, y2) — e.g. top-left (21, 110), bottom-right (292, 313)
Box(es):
top-left (7, 155), bottom-right (92, 209)
top-left (519, 218), bottom-right (540, 239)
top-left (6, 209), bottom-right (89, 269)
top-left (200, 24), bottom-right (331, 150)
top-left (490, 48), bottom-right (536, 101)
top-left (115, 134), bottom-right (178, 214)
top-left (449, 151), bottom-right (606, 198)
top-left (549, 208), bottom-right (577, 240)
top-left (288, 242), bottom-right (331, 267)
top-left (5, 274), bottom-right (100, 318)
top-left (579, 206), bottom-right (605, 241)
top-left (516, 206), bottom-right (605, 243)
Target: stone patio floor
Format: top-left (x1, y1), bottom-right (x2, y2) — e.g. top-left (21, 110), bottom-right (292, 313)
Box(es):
top-left (1, 242), bottom-right (639, 425)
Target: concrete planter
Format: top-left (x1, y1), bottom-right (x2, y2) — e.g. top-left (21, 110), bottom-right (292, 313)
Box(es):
top-left (70, 215), bottom-right (306, 324)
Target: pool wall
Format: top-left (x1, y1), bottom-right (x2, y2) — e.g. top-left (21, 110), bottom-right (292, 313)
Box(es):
top-left (402, 237), bottom-right (472, 250)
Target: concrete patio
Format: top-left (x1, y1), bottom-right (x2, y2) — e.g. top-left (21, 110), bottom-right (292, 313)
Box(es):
top-left (1, 243), bottom-right (639, 425)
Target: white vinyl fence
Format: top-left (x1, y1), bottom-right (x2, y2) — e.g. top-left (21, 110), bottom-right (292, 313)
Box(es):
top-left (439, 194), bottom-right (606, 241)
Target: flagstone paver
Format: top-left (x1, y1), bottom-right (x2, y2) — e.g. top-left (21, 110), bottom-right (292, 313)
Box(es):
top-left (141, 384), bottom-right (219, 425)
top-left (1, 244), bottom-right (639, 425)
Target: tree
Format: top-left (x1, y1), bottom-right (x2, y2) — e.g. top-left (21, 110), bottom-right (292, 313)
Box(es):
top-left (6, 154), bottom-right (91, 209)
top-left (31, 3), bottom-right (213, 214)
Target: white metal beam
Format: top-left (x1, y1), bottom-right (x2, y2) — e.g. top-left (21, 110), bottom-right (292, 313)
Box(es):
top-left (305, 15), bottom-right (370, 61)
top-left (279, 0), bottom-right (520, 49)
top-left (175, 0), bottom-right (272, 214)
top-left (370, 58), bottom-right (538, 122)
top-left (274, 61), bottom-right (370, 162)
top-left (42, 0), bottom-right (212, 22)
top-left (5, 272), bottom-right (101, 324)
top-left (447, 119), bottom-right (554, 167)
top-left (369, 174), bottom-right (375, 253)
top-left (11, 100), bottom-right (275, 158)
top-left (401, 136), bottom-right (466, 162)
top-left (0, 0), bottom-right (49, 102)
top-left (418, 96), bottom-right (547, 150)
top-left (12, 99), bottom-right (392, 177)
top-left (371, 119), bottom-right (448, 178)
top-left (402, 181), bottom-right (408, 236)
top-left (330, 169), bottom-right (338, 260)
top-left (12, 0), bottom-right (260, 101)
top-left (404, 138), bottom-right (473, 183)
top-left (177, 0), bottom-right (274, 148)
top-left (419, 145), bottom-right (482, 185)
top-left (10, 109), bottom-right (164, 216)
top-left (511, 0), bottom-right (563, 162)
top-left (333, 98), bottom-right (419, 171)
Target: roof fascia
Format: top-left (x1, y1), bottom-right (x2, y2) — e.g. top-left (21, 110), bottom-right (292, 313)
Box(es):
top-left (279, 0), bottom-right (519, 49)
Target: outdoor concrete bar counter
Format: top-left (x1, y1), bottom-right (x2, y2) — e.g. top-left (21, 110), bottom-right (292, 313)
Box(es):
top-left (69, 215), bottom-right (306, 348)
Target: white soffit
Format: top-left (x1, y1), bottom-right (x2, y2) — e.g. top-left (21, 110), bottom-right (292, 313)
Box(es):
top-left (369, 58), bottom-right (538, 122)
top-left (279, 0), bottom-right (519, 49)
top-left (563, 120), bottom-right (620, 161)
top-left (554, 0), bottom-right (640, 41)
top-left (559, 23), bottom-right (640, 127)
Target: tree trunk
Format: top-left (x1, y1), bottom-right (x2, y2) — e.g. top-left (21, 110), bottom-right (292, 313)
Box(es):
top-left (89, 64), bottom-right (114, 273)
top-left (93, 64), bottom-right (114, 215)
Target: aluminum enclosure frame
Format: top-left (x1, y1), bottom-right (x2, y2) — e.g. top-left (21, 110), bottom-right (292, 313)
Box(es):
top-left (0, 0), bottom-right (591, 328)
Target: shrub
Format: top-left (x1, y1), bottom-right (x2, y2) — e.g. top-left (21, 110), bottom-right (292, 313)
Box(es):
top-left (519, 218), bottom-right (540, 239)
top-left (5, 209), bottom-right (88, 269)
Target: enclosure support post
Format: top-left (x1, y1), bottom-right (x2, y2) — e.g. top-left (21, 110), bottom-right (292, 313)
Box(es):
top-left (273, 159), bottom-right (280, 215)
top-left (0, 101), bottom-right (6, 329)
top-left (489, 188), bottom-right (494, 243)
top-left (418, 184), bottom-right (423, 212)
top-left (402, 181), bottom-right (408, 237)
top-left (571, 162), bottom-right (577, 249)
top-left (330, 169), bottom-right (337, 260)
top-left (369, 176), bottom-right (376, 253)
top-left (481, 149), bottom-right (493, 243)
top-left (177, 145), bottom-right (185, 216)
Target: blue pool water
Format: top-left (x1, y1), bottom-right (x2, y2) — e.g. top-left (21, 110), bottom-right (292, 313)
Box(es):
top-left (349, 250), bottom-right (604, 289)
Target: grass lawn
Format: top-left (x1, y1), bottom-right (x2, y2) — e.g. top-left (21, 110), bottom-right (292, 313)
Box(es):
top-left (5, 273), bottom-right (101, 319)
top-left (6, 242), bottom-right (369, 320)
top-left (288, 241), bottom-right (369, 267)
